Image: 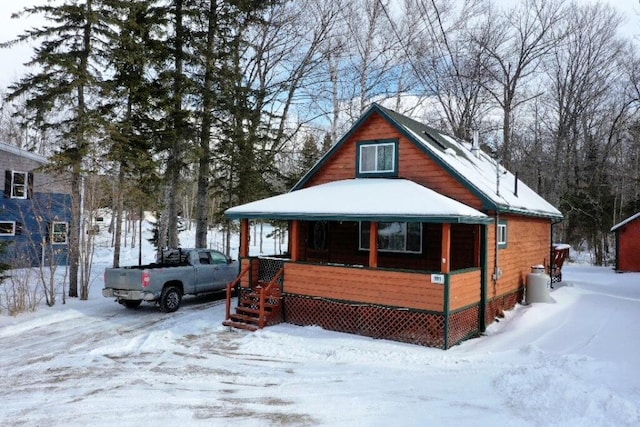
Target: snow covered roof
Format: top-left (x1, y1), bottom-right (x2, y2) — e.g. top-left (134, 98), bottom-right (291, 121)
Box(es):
top-left (295, 104), bottom-right (563, 220)
top-left (611, 212), bottom-right (640, 232)
top-left (0, 141), bottom-right (48, 164)
top-left (226, 178), bottom-right (491, 224)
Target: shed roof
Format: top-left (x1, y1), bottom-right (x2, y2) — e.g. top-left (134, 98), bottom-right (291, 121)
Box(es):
top-left (226, 178), bottom-right (492, 224)
top-left (295, 104), bottom-right (562, 220)
top-left (611, 212), bottom-right (640, 232)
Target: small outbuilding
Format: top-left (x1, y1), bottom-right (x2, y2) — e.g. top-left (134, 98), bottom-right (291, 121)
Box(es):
top-left (223, 103), bottom-right (563, 349)
top-left (611, 212), bottom-right (640, 272)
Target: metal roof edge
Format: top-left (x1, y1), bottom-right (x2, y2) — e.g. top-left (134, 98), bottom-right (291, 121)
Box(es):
top-left (611, 212), bottom-right (640, 232)
top-left (0, 142), bottom-right (48, 164)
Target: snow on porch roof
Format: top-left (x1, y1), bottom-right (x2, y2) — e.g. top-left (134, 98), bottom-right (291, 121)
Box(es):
top-left (225, 178), bottom-right (492, 224)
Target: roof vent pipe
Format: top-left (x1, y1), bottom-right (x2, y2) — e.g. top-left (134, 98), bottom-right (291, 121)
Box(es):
top-left (471, 128), bottom-right (480, 158)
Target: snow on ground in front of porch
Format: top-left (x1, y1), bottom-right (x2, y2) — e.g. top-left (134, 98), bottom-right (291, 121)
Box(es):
top-left (0, 222), bottom-right (638, 426)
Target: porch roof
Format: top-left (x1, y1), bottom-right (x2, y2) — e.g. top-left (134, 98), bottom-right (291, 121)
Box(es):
top-left (225, 178), bottom-right (492, 224)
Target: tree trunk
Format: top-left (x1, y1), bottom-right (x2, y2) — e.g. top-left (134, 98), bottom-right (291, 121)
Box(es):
top-left (195, 0), bottom-right (218, 248)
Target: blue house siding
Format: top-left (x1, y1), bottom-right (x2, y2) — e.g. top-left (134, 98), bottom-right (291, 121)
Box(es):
top-left (0, 192), bottom-right (72, 267)
top-left (0, 142), bottom-right (72, 267)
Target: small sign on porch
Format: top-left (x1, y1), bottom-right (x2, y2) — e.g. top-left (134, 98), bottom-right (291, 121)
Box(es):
top-left (431, 274), bottom-right (445, 284)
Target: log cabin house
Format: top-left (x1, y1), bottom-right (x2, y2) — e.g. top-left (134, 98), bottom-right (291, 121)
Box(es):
top-left (223, 103), bottom-right (563, 349)
top-left (611, 212), bottom-right (640, 272)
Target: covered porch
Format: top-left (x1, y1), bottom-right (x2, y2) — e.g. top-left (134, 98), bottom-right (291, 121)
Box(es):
top-left (225, 179), bottom-right (493, 349)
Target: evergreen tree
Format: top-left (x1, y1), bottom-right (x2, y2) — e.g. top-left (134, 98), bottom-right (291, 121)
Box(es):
top-left (2, 0), bottom-right (110, 299)
top-left (101, 0), bottom-right (162, 266)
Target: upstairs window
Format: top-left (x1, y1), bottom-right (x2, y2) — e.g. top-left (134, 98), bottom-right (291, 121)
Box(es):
top-left (359, 221), bottom-right (422, 253)
top-left (51, 222), bottom-right (68, 244)
top-left (357, 141), bottom-right (397, 176)
top-left (4, 170), bottom-right (33, 199)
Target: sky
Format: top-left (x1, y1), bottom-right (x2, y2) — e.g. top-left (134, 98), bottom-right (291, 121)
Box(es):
top-left (0, 0), bottom-right (639, 90)
top-left (0, 219), bottom-right (639, 426)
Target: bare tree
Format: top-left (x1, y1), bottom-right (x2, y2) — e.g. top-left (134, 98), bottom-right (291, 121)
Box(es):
top-left (479, 0), bottom-right (566, 168)
top-left (409, 0), bottom-right (493, 139)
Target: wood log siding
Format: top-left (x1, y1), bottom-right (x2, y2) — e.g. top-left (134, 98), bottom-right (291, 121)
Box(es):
top-left (284, 262), bottom-right (445, 312)
top-left (305, 112), bottom-right (482, 210)
top-left (449, 270), bottom-right (482, 311)
top-left (487, 214), bottom-right (551, 299)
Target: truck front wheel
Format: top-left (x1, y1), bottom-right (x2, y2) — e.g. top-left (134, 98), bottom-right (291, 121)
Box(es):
top-left (160, 286), bottom-right (182, 313)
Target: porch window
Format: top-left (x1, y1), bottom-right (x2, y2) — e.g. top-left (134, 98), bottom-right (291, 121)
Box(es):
top-left (359, 221), bottom-right (422, 253)
top-left (357, 140), bottom-right (397, 176)
top-left (497, 221), bottom-right (508, 249)
top-left (51, 221), bottom-right (68, 244)
top-left (0, 221), bottom-right (15, 236)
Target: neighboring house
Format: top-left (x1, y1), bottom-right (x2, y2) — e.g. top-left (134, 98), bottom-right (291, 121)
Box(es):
top-left (0, 142), bottom-right (72, 267)
top-left (611, 212), bottom-right (640, 272)
top-left (224, 104), bottom-right (563, 349)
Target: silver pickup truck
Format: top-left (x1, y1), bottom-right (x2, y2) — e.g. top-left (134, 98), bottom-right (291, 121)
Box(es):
top-left (102, 248), bottom-right (239, 312)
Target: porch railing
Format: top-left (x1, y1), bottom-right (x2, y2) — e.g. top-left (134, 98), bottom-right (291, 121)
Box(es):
top-left (258, 267), bottom-right (284, 328)
top-left (225, 263), bottom-right (251, 321)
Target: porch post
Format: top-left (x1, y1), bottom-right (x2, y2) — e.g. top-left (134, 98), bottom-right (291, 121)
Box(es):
top-left (474, 224), bottom-right (481, 267)
top-left (290, 220), bottom-right (300, 262)
top-left (441, 223), bottom-right (451, 273)
top-left (369, 221), bottom-right (378, 268)
top-left (240, 219), bottom-right (249, 258)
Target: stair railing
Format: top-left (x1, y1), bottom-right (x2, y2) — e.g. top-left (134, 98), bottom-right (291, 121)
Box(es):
top-left (225, 264), bottom-right (251, 321)
top-left (258, 267), bottom-right (284, 328)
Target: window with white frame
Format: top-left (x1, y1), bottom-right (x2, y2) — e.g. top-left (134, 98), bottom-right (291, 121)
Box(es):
top-left (360, 221), bottom-right (422, 253)
top-left (11, 171), bottom-right (28, 199)
top-left (497, 221), bottom-right (508, 249)
top-left (51, 221), bottom-right (68, 244)
top-left (0, 221), bottom-right (16, 236)
top-left (358, 141), bottom-right (397, 175)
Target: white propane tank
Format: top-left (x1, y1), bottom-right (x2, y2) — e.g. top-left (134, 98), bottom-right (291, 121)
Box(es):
top-left (526, 265), bottom-right (551, 303)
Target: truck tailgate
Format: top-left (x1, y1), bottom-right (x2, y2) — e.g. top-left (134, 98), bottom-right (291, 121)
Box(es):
top-left (104, 268), bottom-right (144, 290)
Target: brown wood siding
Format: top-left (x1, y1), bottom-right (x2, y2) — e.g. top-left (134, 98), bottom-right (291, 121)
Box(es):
top-left (284, 262), bottom-right (445, 312)
top-left (399, 142), bottom-right (483, 210)
top-left (449, 270), bottom-right (482, 311)
top-left (487, 215), bottom-right (551, 299)
top-left (618, 219), bottom-right (640, 271)
top-left (303, 113), bottom-right (483, 211)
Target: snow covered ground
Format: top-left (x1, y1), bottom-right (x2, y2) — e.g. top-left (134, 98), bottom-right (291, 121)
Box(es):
top-left (0, 221), bottom-right (639, 426)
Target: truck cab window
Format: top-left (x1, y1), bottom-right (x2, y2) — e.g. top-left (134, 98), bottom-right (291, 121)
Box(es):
top-left (199, 252), bottom-right (211, 264)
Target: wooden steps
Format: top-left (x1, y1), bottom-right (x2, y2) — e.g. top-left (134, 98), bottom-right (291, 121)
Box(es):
top-left (223, 270), bottom-right (284, 332)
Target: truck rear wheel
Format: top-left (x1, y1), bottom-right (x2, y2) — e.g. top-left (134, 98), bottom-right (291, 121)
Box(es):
top-left (123, 300), bottom-right (142, 309)
top-left (160, 286), bottom-right (181, 312)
